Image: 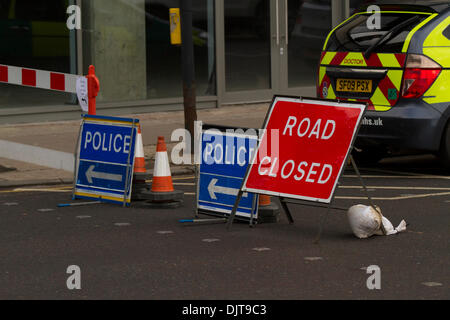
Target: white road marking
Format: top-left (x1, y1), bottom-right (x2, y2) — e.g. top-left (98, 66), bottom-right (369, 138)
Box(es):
top-left (202, 239), bottom-right (220, 243)
top-left (184, 193), bottom-right (196, 196)
top-left (114, 223), bottom-right (131, 227)
top-left (340, 186), bottom-right (450, 191)
top-left (252, 248), bottom-right (271, 252)
top-left (146, 176), bottom-right (195, 183)
top-left (157, 231), bottom-right (174, 234)
top-left (343, 174), bottom-right (450, 180)
top-left (336, 191), bottom-right (450, 201)
top-left (37, 208), bottom-right (54, 212)
top-left (76, 215), bottom-right (92, 219)
top-left (422, 282), bottom-right (443, 287)
top-left (173, 183), bottom-right (195, 186)
top-left (3, 202), bottom-right (18, 206)
top-left (13, 188), bottom-right (71, 193)
top-left (304, 257), bottom-right (324, 261)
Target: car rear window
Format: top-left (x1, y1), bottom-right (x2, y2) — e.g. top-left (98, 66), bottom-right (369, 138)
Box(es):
top-left (325, 12), bottom-right (430, 53)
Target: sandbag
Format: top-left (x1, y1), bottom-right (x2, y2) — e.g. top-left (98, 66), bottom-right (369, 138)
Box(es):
top-left (347, 205), bottom-right (407, 239)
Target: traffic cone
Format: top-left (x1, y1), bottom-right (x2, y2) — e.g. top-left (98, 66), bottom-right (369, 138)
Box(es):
top-left (258, 195), bottom-right (280, 224)
top-left (151, 136), bottom-right (174, 192)
top-left (132, 124), bottom-right (151, 201)
top-left (134, 124), bottom-right (147, 174)
top-left (138, 136), bottom-right (184, 208)
top-left (259, 195), bottom-right (272, 207)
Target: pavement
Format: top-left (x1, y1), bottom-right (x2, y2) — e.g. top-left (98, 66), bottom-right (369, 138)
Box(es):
top-left (0, 103), bottom-right (270, 188)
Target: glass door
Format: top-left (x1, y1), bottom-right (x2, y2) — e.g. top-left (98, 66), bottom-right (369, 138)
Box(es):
top-left (281, 0), bottom-right (332, 95)
top-left (220, 0), bottom-right (331, 103)
top-left (221, 0), bottom-right (279, 103)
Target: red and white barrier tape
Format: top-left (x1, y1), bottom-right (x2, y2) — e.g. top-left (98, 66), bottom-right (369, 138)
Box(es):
top-left (0, 64), bottom-right (80, 93)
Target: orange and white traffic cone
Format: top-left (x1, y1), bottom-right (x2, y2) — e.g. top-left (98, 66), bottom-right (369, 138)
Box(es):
top-left (258, 195), bottom-right (280, 224)
top-left (132, 124), bottom-right (151, 201)
top-left (151, 136), bottom-right (174, 193)
top-left (134, 124), bottom-right (147, 174)
top-left (139, 136), bottom-right (184, 208)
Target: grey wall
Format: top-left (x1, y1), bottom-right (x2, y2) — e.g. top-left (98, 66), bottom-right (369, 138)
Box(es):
top-left (84, 0), bottom-right (147, 102)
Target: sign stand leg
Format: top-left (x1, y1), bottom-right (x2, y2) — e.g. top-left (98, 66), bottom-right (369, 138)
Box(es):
top-left (194, 163), bottom-right (200, 219)
top-left (123, 120), bottom-right (137, 208)
top-left (279, 197), bottom-right (295, 224)
top-left (313, 200), bottom-right (334, 244)
top-left (226, 190), bottom-right (244, 230)
top-left (349, 155), bottom-right (386, 235)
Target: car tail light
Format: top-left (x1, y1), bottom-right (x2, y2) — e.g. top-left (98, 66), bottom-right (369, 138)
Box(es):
top-left (401, 54), bottom-right (441, 99)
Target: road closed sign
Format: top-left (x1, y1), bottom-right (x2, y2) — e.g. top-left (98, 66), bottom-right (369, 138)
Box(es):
top-left (242, 96), bottom-right (366, 203)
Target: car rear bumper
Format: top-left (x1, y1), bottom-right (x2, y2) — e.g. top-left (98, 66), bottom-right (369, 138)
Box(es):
top-left (356, 100), bottom-right (445, 152)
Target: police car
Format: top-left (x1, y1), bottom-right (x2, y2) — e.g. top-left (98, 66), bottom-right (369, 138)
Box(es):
top-left (317, 1), bottom-right (450, 166)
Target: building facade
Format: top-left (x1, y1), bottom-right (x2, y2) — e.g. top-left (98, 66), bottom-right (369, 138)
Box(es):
top-left (0, 0), bottom-right (367, 124)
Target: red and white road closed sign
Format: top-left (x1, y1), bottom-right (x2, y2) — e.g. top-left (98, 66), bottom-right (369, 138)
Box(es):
top-left (243, 96), bottom-right (366, 203)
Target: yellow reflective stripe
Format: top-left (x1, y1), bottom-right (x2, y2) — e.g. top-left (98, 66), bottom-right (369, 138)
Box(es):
top-left (359, 11), bottom-right (432, 15)
top-left (340, 52), bottom-right (367, 66)
top-left (402, 14), bottom-right (438, 52)
top-left (374, 106), bottom-right (392, 112)
top-left (327, 85), bottom-right (336, 100)
top-left (321, 52), bottom-right (337, 65)
top-left (424, 47), bottom-right (450, 68)
top-left (371, 87), bottom-right (390, 106)
top-left (378, 53), bottom-right (400, 68)
top-left (348, 99), bottom-right (357, 102)
top-left (423, 70), bottom-right (450, 104)
top-left (319, 66), bottom-right (327, 84)
top-left (387, 70), bottom-right (403, 91)
top-left (424, 16), bottom-right (450, 47)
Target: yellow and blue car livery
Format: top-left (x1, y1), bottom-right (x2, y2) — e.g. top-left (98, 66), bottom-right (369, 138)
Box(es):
top-left (317, 2), bottom-right (450, 165)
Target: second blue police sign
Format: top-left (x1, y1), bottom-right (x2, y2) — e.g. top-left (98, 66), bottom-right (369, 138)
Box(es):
top-left (198, 126), bottom-right (259, 221)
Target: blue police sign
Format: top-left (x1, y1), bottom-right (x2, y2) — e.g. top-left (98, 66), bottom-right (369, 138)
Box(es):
top-left (198, 127), bottom-right (259, 220)
top-left (73, 115), bottom-right (138, 205)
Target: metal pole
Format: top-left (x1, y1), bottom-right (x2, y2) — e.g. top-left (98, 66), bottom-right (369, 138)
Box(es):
top-left (350, 155), bottom-right (387, 235)
top-left (180, 0), bottom-right (198, 149)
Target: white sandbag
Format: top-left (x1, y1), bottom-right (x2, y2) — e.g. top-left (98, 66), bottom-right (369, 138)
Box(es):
top-left (347, 205), bottom-right (381, 239)
top-left (347, 205), bottom-right (407, 239)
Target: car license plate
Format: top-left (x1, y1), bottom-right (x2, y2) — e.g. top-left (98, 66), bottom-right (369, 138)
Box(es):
top-left (336, 79), bottom-right (372, 93)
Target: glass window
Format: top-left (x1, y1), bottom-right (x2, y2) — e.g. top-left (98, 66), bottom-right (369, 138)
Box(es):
top-left (82, 0), bottom-right (215, 103)
top-left (0, 0), bottom-right (71, 108)
top-left (224, 0), bottom-right (271, 92)
top-left (146, 0), bottom-right (216, 99)
top-left (326, 13), bottom-right (429, 53)
top-left (288, 0), bottom-right (331, 87)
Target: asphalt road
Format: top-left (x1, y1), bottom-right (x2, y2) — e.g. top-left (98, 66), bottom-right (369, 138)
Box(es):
top-left (0, 155), bottom-right (448, 300)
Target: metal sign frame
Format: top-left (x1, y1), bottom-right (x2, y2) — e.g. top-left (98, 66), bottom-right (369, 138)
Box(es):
top-left (226, 96), bottom-right (382, 241)
top-left (195, 123), bottom-right (260, 225)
